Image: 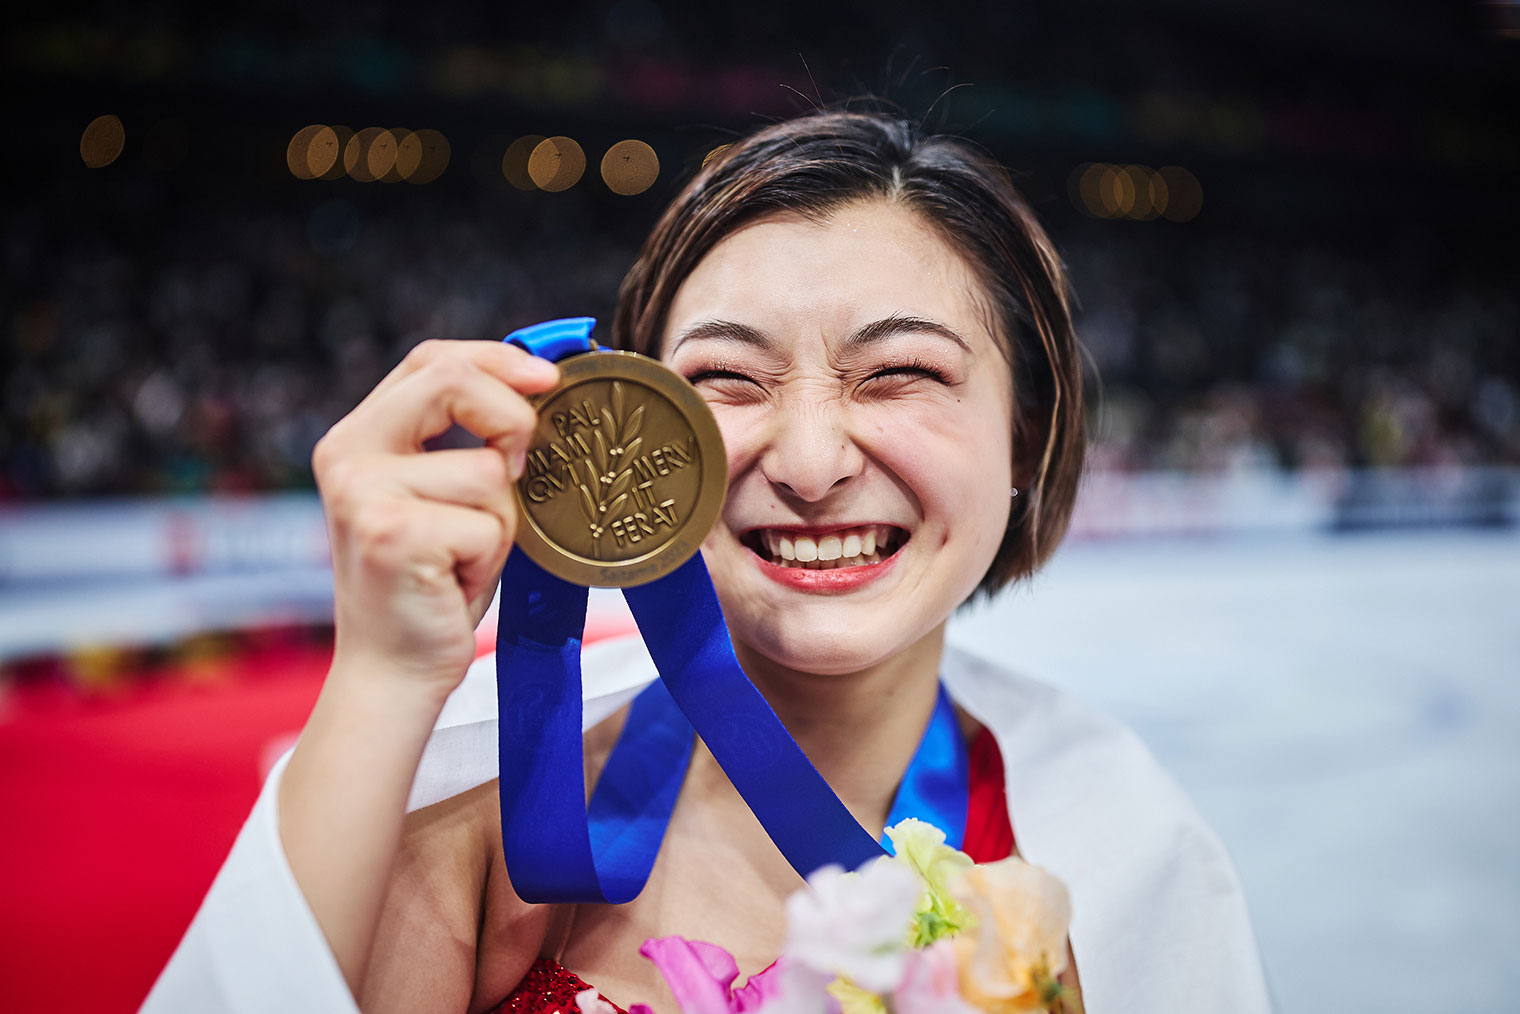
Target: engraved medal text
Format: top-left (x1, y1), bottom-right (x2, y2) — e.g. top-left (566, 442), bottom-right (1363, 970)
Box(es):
top-left (521, 381), bottom-right (694, 558)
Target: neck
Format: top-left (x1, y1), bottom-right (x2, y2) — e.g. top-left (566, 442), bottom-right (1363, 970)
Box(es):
top-left (697, 623), bottom-right (948, 834)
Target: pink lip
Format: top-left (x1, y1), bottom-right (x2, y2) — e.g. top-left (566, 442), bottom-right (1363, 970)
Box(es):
top-left (748, 544), bottom-right (902, 593)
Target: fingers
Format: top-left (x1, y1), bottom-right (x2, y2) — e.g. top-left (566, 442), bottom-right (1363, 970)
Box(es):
top-left (419, 499), bottom-right (514, 609)
top-left (380, 446), bottom-right (519, 513)
top-left (321, 445), bottom-right (519, 556)
top-left (313, 339), bottom-right (559, 691)
top-left (344, 497), bottom-right (513, 612)
top-left (385, 359), bottom-right (538, 457)
top-left (368, 338), bottom-right (559, 405)
top-left (320, 349), bottom-right (555, 470)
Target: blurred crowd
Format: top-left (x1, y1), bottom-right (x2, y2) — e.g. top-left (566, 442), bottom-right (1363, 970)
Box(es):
top-left (2, 189), bottom-right (636, 499)
top-left (3, 190), bottom-right (1517, 500)
top-left (1066, 227), bottom-right (1520, 475)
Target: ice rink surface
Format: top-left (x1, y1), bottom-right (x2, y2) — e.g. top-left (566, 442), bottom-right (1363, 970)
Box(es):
top-left (949, 529), bottom-right (1520, 1013)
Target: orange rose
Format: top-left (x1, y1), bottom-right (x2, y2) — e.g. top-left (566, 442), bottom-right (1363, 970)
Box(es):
top-left (950, 857), bottom-right (1072, 1014)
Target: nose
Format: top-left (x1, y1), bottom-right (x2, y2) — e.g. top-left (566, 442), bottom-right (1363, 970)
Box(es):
top-left (758, 397), bottom-right (865, 503)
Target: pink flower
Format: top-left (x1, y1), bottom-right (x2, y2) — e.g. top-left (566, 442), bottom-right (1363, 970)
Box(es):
top-left (892, 940), bottom-right (979, 1014)
top-left (638, 935), bottom-right (781, 1013)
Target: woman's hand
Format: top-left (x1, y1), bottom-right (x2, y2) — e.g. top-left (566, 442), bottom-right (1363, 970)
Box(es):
top-left (280, 339), bottom-right (559, 998)
top-left (312, 338), bottom-right (560, 698)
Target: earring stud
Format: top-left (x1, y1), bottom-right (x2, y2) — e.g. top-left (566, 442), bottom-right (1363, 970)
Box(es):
top-left (1009, 487), bottom-right (1020, 497)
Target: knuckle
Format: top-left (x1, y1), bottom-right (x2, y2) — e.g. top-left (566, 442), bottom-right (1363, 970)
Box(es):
top-left (319, 456), bottom-right (361, 507)
top-left (310, 433), bottom-right (335, 477)
top-left (423, 352), bottom-right (473, 390)
top-left (351, 502), bottom-right (409, 553)
top-left (405, 338), bottom-right (446, 367)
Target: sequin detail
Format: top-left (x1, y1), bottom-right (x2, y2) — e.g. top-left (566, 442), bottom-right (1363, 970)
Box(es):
top-left (488, 957), bottom-right (627, 1014)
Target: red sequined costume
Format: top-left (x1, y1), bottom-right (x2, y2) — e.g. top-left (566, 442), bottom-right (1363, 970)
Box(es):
top-left (488, 725), bottom-right (1015, 1014)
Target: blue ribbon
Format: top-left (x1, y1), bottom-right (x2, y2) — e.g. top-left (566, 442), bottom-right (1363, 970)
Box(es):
top-left (495, 319), bottom-right (967, 904)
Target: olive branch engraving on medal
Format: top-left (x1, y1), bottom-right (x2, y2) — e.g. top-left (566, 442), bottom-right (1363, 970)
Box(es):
top-left (574, 382), bottom-right (645, 558)
top-left (513, 351), bottom-right (723, 587)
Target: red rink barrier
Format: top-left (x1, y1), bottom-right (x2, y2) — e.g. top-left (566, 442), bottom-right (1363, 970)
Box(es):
top-left (0, 611), bottom-right (638, 1014)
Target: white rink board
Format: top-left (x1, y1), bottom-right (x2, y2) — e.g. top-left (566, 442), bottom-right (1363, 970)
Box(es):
top-left (950, 529), bottom-right (1520, 1014)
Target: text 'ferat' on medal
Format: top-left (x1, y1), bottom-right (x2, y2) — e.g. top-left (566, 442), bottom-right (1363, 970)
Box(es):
top-left (513, 351), bottom-right (726, 588)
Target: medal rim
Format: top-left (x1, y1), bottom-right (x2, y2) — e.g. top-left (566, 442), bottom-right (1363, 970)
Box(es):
top-left (512, 350), bottom-right (727, 588)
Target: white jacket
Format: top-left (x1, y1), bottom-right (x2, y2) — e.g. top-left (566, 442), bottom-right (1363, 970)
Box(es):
top-left (142, 637), bottom-right (1272, 1013)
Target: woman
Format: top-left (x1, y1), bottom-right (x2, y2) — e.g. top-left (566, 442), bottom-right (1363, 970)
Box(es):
top-left (145, 110), bottom-right (1270, 1013)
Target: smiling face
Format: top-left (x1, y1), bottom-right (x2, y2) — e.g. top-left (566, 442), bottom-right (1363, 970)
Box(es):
top-left (662, 199), bottom-right (1016, 676)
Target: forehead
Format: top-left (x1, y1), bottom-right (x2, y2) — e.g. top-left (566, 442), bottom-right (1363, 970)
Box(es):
top-left (662, 200), bottom-right (995, 351)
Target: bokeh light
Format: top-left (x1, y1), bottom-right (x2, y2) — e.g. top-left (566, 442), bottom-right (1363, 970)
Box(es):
top-left (1100, 164), bottom-right (1133, 217)
top-left (1124, 165), bottom-right (1155, 219)
top-left (378, 129), bottom-right (413, 182)
top-left (343, 128), bottom-right (395, 183)
top-left (502, 134), bottom-right (546, 190)
top-left (357, 128), bottom-right (400, 182)
top-left (600, 139), bottom-right (659, 195)
top-left (1075, 163), bottom-right (1105, 217)
top-left (1147, 170), bottom-right (1171, 218)
top-left (80, 115), bottom-right (125, 169)
top-left (1070, 162), bottom-right (1202, 222)
top-left (286, 125), bottom-right (326, 180)
top-left (528, 136), bottom-right (585, 192)
top-left (396, 129), bottom-right (451, 184)
top-left (313, 127), bottom-right (351, 180)
top-left (1158, 166), bottom-right (1203, 221)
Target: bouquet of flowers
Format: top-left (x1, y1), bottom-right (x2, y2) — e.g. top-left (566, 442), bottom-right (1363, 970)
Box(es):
top-left (575, 819), bottom-right (1081, 1014)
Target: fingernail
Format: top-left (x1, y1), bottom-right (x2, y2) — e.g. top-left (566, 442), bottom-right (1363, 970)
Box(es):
top-left (508, 446), bottom-right (528, 479)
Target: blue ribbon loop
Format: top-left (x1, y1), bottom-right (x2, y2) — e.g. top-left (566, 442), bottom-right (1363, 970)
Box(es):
top-left (495, 319), bottom-right (968, 904)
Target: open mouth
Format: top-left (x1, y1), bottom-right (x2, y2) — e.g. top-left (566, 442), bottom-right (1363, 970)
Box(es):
top-left (741, 525), bottom-right (909, 570)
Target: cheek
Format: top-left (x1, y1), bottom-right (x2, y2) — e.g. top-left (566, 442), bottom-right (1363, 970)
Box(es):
top-left (866, 398), bottom-right (1013, 546)
top-left (707, 405), bottom-right (771, 483)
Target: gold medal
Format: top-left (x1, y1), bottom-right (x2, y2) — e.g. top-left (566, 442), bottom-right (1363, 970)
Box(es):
top-left (513, 351), bottom-right (727, 587)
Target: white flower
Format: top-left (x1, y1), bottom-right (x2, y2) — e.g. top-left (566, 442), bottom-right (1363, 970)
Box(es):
top-left (575, 988), bottom-right (618, 1014)
top-left (755, 960), bottom-right (834, 1014)
top-left (780, 857), bottom-right (923, 994)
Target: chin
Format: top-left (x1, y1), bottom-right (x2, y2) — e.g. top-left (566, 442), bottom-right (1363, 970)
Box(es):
top-left (701, 533), bottom-right (961, 678)
top-left (716, 592), bottom-right (926, 678)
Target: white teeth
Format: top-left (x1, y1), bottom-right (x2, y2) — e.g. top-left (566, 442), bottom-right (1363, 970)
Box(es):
top-left (753, 526), bottom-right (902, 569)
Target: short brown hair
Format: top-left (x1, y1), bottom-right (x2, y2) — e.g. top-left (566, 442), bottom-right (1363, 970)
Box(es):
top-left (610, 110), bottom-right (1085, 597)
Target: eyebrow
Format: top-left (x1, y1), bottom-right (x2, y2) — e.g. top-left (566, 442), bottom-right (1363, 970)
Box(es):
top-left (667, 313), bottom-right (971, 354)
top-left (842, 314), bottom-right (971, 353)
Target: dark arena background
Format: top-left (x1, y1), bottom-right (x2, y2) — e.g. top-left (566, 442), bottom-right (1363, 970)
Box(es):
top-left (2, 2), bottom-right (1517, 1011)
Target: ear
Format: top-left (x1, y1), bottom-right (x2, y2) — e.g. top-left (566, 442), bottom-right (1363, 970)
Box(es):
top-left (1009, 401), bottom-right (1049, 495)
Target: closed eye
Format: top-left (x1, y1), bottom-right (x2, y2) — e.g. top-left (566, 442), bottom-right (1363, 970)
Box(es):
top-left (685, 368), bottom-right (758, 385)
top-left (865, 360), bottom-right (949, 383)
